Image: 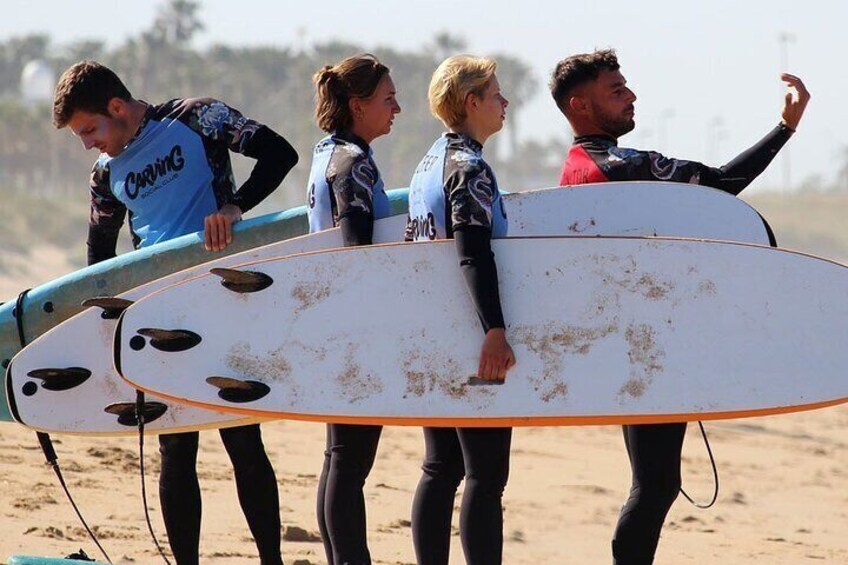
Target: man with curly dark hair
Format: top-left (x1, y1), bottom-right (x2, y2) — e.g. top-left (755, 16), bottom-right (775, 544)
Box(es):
top-left (550, 48), bottom-right (809, 565)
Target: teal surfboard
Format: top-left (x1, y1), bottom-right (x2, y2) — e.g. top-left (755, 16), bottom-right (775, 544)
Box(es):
top-left (7, 557), bottom-right (108, 565)
top-left (0, 189), bottom-right (409, 422)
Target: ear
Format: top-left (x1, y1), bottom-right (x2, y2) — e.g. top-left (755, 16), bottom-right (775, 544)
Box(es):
top-left (107, 97), bottom-right (126, 118)
top-left (464, 91), bottom-right (479, 115)
top-left (568, 95), bottom-right (589, 116)
top-left (348, 98), bottom-right (363, 121)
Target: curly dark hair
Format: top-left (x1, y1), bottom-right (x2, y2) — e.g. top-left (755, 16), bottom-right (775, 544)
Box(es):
top-left (549, 49), bottom-right (620, 113)
top-left (52, 61), bottom-right (132, 128)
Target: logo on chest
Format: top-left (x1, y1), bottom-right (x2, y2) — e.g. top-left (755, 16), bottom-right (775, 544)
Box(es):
top-left (124, 144), bottom-right (186, 199)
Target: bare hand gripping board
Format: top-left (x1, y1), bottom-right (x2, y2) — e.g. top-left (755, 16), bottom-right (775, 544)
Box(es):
top-left (6, 183), bottom-right (773, 432)
top-left (115, 235), bottom-right (847, 427)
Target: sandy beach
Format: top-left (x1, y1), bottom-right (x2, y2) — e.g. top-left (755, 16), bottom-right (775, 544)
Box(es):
top-left (0, 405), bottom-right (844, 564)
top-left (1, 202), bottom-right (846, 564)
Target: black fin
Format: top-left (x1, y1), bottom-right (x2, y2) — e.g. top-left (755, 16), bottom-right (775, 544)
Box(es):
top-left (27, 367), bottom-right (92, 391)
top-left (104, 401), bottom-right (168, 426)
top-left (82, 296), bottom-right (135, 319)
top-left (137, 328), bottom-right (202, 352)
top-left (210, 267), bottom-right (274, 293)
top-left (466, 376), bottom-right (505, 386)
top-left (206, 376), bottom-right (271, 403)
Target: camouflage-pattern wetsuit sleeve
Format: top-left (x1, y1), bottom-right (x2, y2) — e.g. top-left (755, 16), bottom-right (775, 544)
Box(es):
top-left (180, 98), bottom-right (298, 213)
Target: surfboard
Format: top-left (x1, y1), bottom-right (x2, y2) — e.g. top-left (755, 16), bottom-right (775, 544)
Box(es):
top-left (7, 556), bottom-right (108, 565)
top-left (0, 189), bottom-right (409, 423)
top-left (6, 182), bottom-right (773, 433)
top-left (115, 235), bottom-right (848, 427)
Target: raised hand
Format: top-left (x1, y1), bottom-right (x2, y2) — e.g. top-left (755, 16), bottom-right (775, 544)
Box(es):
top-left (780, 73), bottom-right (810, 131)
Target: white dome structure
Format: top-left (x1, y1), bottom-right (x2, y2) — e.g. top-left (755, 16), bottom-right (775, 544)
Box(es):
top-left (21, 60), bottom-right (56, 104)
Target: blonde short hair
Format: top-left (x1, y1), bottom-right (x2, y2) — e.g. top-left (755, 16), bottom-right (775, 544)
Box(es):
top-left (428, 55), bottom-right (497, 128)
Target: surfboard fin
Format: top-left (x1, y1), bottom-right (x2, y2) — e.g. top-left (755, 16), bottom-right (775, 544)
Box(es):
top-left (206, 376), bottom-right (271, 403)
top-left (104, 401), bottom-right (168, 426)
top-left (466, 376), bottom-right (505, 386)
top-left (210, 268), bottom-right (274, 293)
top-left (137, 328), bottom-right (203, 352)
top-left (27, 367), bottom-right (92, 391)
top-left (81, 296), bottom-right (134, 319)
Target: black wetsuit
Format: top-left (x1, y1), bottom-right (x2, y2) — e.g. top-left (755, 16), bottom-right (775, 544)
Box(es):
top-left (406, 132), bottom-right (512, 565)
top-left (88, 98), bottom-right (298, 565)
top-left (561, 123), bottom-right (793, 565)
top-left (306, 130), bottom-right (390, 565)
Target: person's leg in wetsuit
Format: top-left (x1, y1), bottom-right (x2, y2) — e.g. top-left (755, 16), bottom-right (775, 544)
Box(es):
top-left (317, 423), bottom-right (382, 565)
top-left (412, 426), bottom-right (512, 565)
top-left (612, 422), bottom-right (687, 565)
top-left (411, 427), bottom-right (465, 565)
top-left (456, 427), bottom-right (511, 565)
top-left (159, 431), bottom-right (202, 565)
top-left (219, 424), bottom-right (283, 565)
top-left (317, 425), bottom-right (335, 565)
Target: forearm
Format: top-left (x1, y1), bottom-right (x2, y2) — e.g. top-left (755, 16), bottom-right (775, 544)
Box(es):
top-left (87, 224), bottom-right (120, 266)
top-left (230, 126), bottom-right (299, 213)
top-left (338, 211), bottom-right (373, 247)
top-left (710, 123), bottom-right (794, 195)
top-left (454, 226), bottom-right (505, 333)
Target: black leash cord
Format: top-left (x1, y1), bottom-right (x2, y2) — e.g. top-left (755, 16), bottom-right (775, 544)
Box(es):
top-left (680, 421), bottom-right (720, 509)
top-left (37, 432), bottom-right (113, 564)
top-left (136, 391), bottom-right (173, 565)
top-left (17, 289), bottom-right (113, 563)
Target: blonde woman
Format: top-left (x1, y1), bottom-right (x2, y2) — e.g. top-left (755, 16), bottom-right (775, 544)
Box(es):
top-left (404, 55), bottom-right (513, 565)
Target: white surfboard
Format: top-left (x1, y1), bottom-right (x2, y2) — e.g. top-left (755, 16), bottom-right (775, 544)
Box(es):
top-left (114, 236), bottom-right (848, 426)
top-left (6, 182), bottom-right (772, 435)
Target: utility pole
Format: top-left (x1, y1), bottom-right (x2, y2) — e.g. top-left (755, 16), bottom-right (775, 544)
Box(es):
top-left (778, 32), bottom-right (795, 192)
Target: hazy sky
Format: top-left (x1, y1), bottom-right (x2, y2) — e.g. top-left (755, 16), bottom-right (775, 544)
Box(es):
top-left (3, 0), bottom-right (846, 192)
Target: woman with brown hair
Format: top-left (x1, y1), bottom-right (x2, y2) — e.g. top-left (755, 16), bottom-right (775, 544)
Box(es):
top-left (306, 53), bottom-right (401, 565)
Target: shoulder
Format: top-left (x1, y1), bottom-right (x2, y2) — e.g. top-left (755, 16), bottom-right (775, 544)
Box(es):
top-left (166, 98), bottom-right (247, 136)
top-left (328, 136), bottom-right (370, 173)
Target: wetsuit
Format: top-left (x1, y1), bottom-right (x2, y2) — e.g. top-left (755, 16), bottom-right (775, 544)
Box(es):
top-left (88, 97), bottom-right (298, 565)
top-left (561, 123), bottom-right (793, 565)
top-left (307, 130), bottom-right (390, 565)
top-left (405, 132), bottom-right (511, 565)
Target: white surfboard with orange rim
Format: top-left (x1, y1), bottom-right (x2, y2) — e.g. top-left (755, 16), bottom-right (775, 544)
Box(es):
top-left (6, 182), bottom-right (772, 435)
top-left (115, 237), bottom-right (848, 427)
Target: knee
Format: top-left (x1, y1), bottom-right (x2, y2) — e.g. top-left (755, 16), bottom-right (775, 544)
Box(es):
top-left (421, 457), bottom-right (464, 490)
top-left (631, 474), bottom-right (681, 511)
top-left (328, 446), bottom-right (376, 481)
top-left (220, 425), bottom-right (268, 461)
top-left (159, 432), bottom-right (199, 480)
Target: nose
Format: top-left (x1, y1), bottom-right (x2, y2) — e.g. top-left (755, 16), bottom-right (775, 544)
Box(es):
top-left (627, 88), bottom-right (637, 103)
top-left (81, 137), bottom-right (95, 151)
top-left (393, 101), bottom-right (401, 114)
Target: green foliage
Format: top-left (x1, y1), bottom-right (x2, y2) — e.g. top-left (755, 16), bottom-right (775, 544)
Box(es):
top-left (0, 0), bottom-right (564, 212)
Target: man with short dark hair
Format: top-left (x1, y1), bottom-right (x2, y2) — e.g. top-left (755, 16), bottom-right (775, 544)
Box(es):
top-left (53, 60), bottom-right (298, 565)
top-left (549, 49), bottom-right (809, 565)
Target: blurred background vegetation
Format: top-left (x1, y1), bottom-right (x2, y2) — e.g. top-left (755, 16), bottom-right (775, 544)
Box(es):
top-left (0, 0), bottom-right (845, 296)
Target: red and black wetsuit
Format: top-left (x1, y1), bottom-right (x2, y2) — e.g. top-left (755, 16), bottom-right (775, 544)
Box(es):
top-left (561, 123), bottom-right (793, 194)
top-left (561, 123), bottom-right (793, 565)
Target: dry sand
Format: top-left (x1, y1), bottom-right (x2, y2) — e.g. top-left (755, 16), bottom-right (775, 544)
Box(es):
top-left (0, 405), bottom-right (844, 563)
top-left (0, 243), bottom-right (845, 564)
